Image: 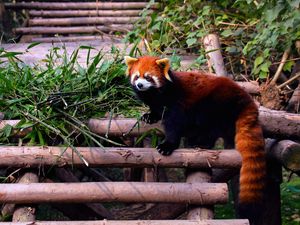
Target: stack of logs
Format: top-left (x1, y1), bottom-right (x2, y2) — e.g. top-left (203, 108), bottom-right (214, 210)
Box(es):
top-left (3, 1), bottom-right (157, 42)
top-left (0, 107), bottom-right (299, 224)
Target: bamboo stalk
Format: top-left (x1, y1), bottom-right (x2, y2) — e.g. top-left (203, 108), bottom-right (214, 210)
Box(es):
top-left (0, 219), bottom-right (250, 225)
top-left (29, 17), bottom-right (139, 26)
top-left (0, 146), bottom-right (242, 168)
top-left (29, 10), bottom-right (144, 17)
top-left (15, 25), bottom-right (133, 34)
top-left (4, 2), bottom-right (158, 10)
top-left (0, 182), bottom-right (228, 205)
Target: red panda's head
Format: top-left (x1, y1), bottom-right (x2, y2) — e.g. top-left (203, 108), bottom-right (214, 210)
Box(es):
top-left (124, 56), bottom-right (172, 91)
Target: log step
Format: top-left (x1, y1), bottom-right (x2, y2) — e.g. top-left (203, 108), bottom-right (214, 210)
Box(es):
top-left (4, 2), bottom-right (158, 10)
top-left (0, 182), bottom-right (228, 205)
top-left (29, 9), bottom-right (145, 17)
top-left (28, 17), bottom-right (139, 26)
top-left (15, 25), bottom-right (133, 34)
top-left (30, 36), bottom-right (121, 43)
top-left (0, 219), bottom-right (250, 225)
top-left (0, 146), bottom-right (242, 168)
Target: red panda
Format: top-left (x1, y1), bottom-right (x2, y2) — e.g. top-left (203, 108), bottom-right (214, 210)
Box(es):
top-left (124, 55), bottom-right (266, 225)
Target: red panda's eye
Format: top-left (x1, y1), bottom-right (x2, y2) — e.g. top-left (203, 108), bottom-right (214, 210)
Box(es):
top-left (145, 76), bottom-right (152, 82)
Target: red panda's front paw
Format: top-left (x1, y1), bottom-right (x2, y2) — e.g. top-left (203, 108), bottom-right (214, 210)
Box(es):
top-left (141, 113), bottom-right (160, 124)
top-left (157, 141), bottom-right (177, 156)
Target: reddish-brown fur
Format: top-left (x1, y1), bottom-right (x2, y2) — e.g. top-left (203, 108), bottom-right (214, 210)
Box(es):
top-left (126, 56), bottom-right (266, 222)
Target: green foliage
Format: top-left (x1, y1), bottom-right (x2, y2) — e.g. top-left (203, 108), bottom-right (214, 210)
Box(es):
top-left (126, 0), bottom-right (300, 78)
top-left (0, 45), bottom-right (139, 152)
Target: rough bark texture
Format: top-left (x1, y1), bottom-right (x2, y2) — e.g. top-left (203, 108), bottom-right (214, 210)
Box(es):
top-left (0, 146), bottom-right (242, 169)
top-left (4, 2), bottom-right (157, 10)
top-left (0, 219), bottom-right (250, 225)
top-left (259, 106), bottom-right (300, 140)
top-left (203, 34), bottom-right (228, 77)
top-left (15, 25), bottom-right (133, 34)
top-left (0, 182), bottom-right (228, 205)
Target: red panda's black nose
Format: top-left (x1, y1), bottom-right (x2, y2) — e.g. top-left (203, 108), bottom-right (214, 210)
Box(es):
top-left (137, 83), bottom-right (143, 89)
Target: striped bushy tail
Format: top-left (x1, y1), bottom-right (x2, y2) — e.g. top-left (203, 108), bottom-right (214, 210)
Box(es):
top-left (235, 103), bottom-right (266, 225)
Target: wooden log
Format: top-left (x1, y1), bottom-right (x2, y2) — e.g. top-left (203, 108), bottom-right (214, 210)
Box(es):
top-left (1, 106), bottom-right (300, 139)
top-left (0, 146), bottom-right (242, 169)
top-left (29, 10), bottom-right (144, 17)
top-left (187, 170), bottom-right (214, 220)
top-left (203, 34), bottom-right (228, 77)
top-left (266, 139), bottom-right (300, 172)
top-left (29, 17), bottom-right (139, 26)
top-left (0, 219), bottom-right (250, 225)
top-left (4, 2), bottom-right (158, 10)
top-left (15, 25), bottom-right (133, 34)
top-left (259, 106), bottom-right (300, 140)
top-left (0, 182), bottom-right (228, 205)
top-left (236, 81), bottom-right (259, 94)
top-left (31, 36), bottom-right (120, 43)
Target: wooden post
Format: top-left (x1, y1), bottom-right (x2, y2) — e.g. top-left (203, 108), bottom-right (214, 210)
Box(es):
top-left (12, 172), bottom-right (38, 222)
top-left (187, 169), bottom-right (214, 220)
top-left (263, 139), bottom-right (283, 225)
top-left (203, 34), bottom-right (228, 77)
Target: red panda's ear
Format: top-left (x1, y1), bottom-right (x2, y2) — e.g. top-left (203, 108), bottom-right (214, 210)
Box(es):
top-left (156, 58), bottom-right (172, 82)
top-left (124, 56), bottom-right (138, 76)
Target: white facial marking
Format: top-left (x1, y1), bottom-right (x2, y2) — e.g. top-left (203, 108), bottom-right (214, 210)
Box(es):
top-left (130, 71), bottom-right (139, 85)
top-left (134, 78), bottom-right (153, 91)
top-left (151, 76), bottom-right (161, 88)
